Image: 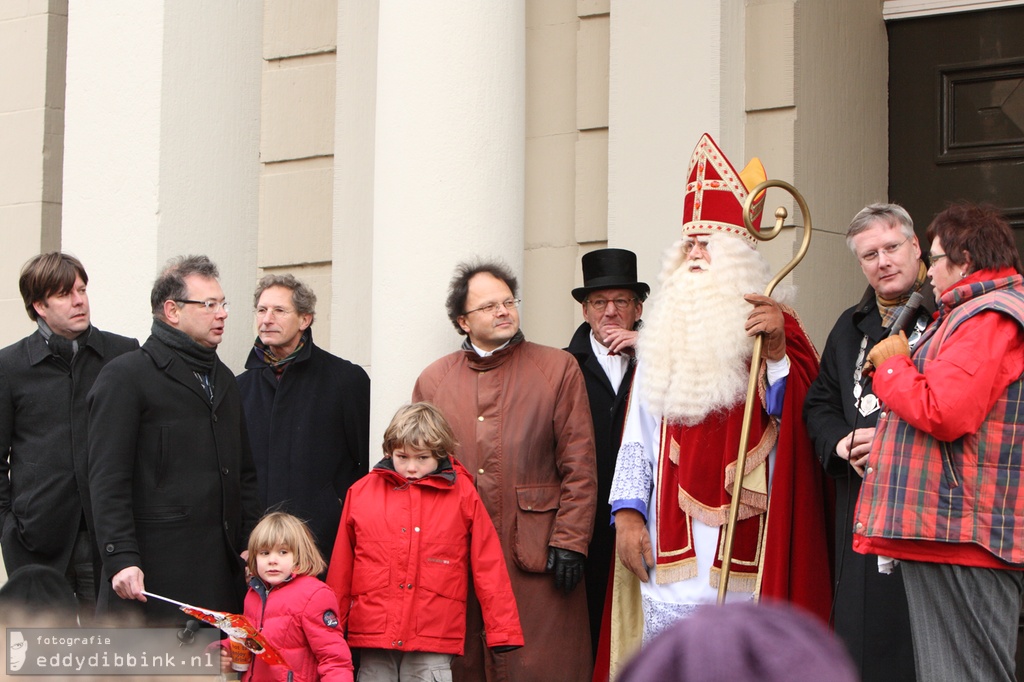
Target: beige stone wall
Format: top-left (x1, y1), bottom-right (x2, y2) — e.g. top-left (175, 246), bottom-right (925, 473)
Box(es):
top-left (744, 0), bottom-right (889, 347)
top-left (524, 0), bottom-right (611, 349)
top-left (258, 0), bottom-right (338, 347)
top-left (0, 1), bottom-right (68, 348)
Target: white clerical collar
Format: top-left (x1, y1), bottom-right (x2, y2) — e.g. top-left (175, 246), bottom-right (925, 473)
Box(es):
top-left (589, 331), bottom-right (614, 358)
top-left (471, 339), bottom-right (512, 357)
top-left (590, 331), bottom-right (627, 393)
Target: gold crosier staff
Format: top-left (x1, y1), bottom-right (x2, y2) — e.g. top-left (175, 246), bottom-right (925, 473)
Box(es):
top-left (716, 180), bottom-right (812, 603)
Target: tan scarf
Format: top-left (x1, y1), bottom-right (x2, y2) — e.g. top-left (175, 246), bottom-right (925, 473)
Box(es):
top-left (877, 261), bottom-right (927, 328)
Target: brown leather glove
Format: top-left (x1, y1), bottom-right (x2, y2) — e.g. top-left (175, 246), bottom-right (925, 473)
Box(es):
top-left (743, 294), bottom-right (786, 362)
top-left (864, 330), bottom-right (910, 374)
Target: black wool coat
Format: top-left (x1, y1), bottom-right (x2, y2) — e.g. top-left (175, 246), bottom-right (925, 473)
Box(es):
top-left (0, 328), bottom-right (138, 575)
top-left (88, 335), bottom-right (261, 623)
top-left (565, 321), bottom-right (636, 655)
top-left (803, 286), bottom-right (930, 682)
top-left (237, 329), bottom-right (369, 561)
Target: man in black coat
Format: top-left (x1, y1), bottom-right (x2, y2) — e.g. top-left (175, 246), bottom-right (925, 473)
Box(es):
top-left (565, 248), bottom-right (648, 659)
top-left (88, 255), bottom-right (261, 624)
top-left (237, 274), bottom-right (369, 563)
top-left (803, 204), bottom-right (929, 681)
top-left (0, 253), bottom-right (138, 621)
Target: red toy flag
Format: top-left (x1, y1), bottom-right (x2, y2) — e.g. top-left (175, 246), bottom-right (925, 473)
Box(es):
top-left (142, 591), bottom-right (288, 667)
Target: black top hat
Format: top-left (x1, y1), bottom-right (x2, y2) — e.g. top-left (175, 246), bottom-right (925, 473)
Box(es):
top-left (572, 248), bottom-right (650, 303)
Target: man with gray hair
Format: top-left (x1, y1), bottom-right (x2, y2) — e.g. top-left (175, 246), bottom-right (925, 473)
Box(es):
top-left (237, 274), bottom-right (369, 564)
top-left (803, 203), bottom-right (930, 681)
top-left (88, 255), bottom-right (261, 624)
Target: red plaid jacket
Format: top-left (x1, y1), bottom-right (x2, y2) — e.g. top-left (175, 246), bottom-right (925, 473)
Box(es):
top-left (854, 275), bottom-right (1024, 564)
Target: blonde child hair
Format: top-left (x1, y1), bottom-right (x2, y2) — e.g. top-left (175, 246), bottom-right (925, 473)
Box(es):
top-left (382, 402), bottom-right (459, 462)
top-left (246, 511), bottom-right (326, 578)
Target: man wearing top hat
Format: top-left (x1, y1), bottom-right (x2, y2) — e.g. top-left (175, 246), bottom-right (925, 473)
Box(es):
top-left (565, 248), bottom-right (649, 660)
top-left (604, 134), bottom-right (832, 674)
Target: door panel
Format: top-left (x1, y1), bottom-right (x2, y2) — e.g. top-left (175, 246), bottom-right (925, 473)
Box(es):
top-left (889, 7), bottom-right (1024, 256)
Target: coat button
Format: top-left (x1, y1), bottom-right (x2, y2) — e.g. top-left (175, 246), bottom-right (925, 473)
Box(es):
top-left (105, 543), bottom-right (115, 553)
top-left (221, 467), bottom-right (229, 475)
top-left (212, 414), bottom-right (218, 422)
top-left (224, 521), bottom-right (230, 531)
top-left (396, 641), bottom-right (402, 646)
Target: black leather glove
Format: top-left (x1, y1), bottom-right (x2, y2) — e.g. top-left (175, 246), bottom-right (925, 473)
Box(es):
top-left (491, 645), bottom-right (521, 654)
top-left (545, 547), bottom-right (585, 593)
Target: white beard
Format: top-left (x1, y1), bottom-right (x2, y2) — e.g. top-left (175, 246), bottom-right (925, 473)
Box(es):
top-left (638, 234), bottom-right (791, 425)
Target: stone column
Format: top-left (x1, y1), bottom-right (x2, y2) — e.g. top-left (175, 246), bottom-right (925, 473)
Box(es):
top-left (62, 1), bottom-right (261, 370)
top-left (367, 1), bottom-right (526, 436)
top-left (0, 2), bottom-right (68, 346)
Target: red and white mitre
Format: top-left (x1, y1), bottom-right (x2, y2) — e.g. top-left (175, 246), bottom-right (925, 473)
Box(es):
top-left (680, 133), bottom-right (767, 248)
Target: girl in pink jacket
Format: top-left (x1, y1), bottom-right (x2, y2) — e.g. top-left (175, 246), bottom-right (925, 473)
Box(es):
top-left (241, 512), bottom-right (354, 682)
top-left (327, 402), bottom-right (523, 681)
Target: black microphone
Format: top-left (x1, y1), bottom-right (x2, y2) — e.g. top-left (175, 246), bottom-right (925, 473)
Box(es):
top-left (858, 291), bottom-right (927, 401)
top-left (885, 291), bottom-right (925, 338)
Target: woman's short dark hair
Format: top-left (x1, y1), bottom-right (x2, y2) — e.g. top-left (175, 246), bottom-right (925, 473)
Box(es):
top-left (19, 253), bottom-right (88, 321)
top-left (445, 261), bottom-right (519, 334)
top-left (925, 203), bottom-right (1022, 274)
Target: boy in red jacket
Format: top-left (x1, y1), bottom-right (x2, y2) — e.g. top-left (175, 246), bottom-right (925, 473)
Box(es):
top-left (327, 402), bottom-right (523, 680)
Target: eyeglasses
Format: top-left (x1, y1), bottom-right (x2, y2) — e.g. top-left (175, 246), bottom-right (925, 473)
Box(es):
top-left (255, 306), bottom-right (295, 318)
top-left (681, 238), bottom-right (710, 257)
top-left (586, 297), bottom-right (637, 310)
top-left (858, 237), bottom-right (909, 264)
top-left (463, 298), bottom-right (521, 316)
top-left (930, 253), bottom-right (948, 265)
top-left (176, 299), bottom-right (229, 313)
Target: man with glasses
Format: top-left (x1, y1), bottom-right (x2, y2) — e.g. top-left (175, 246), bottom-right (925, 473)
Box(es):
top-left (564, 248), bottom-right (649, 662)
top-left (413, 260), bottom-right (597, 681)
top-left (0, 253), bottom-right (138, 622)
top-left (237, 274), bottom-right (369, 566)
top-left (803, 203), bottom-right (930, 681)
top-left (88, 255), bottom-right (261, 623)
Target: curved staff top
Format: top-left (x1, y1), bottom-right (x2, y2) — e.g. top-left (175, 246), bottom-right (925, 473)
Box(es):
top-left (717, 180), bottom-right (813, 603)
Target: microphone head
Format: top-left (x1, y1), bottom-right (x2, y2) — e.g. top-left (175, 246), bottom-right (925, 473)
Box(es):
top-left (886, 290), bottom-right (927, 338)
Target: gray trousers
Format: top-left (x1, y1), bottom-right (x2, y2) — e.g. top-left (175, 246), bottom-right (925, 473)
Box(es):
top-left (901, 560), bottom-right (1024, 682)
top-left (357, 650), bottom-right (454, 682)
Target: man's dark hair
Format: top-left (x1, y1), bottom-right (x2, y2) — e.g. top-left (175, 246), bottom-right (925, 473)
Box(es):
top-left (19, 252), bottom-right (89, 321)
top-left (926, 203), bottom-right (1023, 274)
top-left (445, 261), bottom-right (519, 335)
top-left (150, 255), bottom-right (220, 318)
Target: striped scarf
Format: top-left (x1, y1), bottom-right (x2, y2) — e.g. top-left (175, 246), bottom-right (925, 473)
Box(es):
top-left (877, 261), bottom-right (928, 328)
top-left (253, 334), bottom-right (306, 379)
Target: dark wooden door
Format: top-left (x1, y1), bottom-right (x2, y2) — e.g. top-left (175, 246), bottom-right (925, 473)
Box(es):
top-left (889, 7), bottom-right (1024, 678)
top-left (889, 6), bottom-right (1024, 254)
